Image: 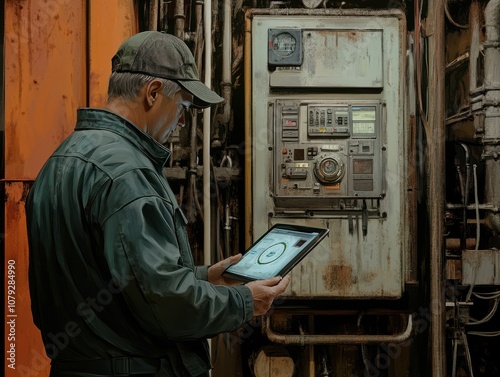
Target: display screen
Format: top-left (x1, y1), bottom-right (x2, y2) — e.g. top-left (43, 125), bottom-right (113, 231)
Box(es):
top-left (352, 107), bottom-right (376, 121)
top-left (223, 225), bottom-right (328, 282)
top-left (353, 122), bottom-right (375, 134)
top-left (352, 107), bottom-right (376, 135)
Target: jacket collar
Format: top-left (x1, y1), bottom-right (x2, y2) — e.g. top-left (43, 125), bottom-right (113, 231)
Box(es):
top-left (75, 108), bottom-right (171, 168)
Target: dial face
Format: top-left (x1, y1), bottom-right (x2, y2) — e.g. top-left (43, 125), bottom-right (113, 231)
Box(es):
top-left (272, 32), bottom-right (297, 57)
top-left (321, 159), bottom-right (338, 175)
top-left (314, 154), bottom-right (345, 184)
top-left (258, 243), bottom-right (287, 265)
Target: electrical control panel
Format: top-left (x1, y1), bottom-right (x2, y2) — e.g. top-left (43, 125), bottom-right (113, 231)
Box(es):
top-left (251, 14), bottom-right (406, 298)
top-left (273, 99), bottom-right (385, 210)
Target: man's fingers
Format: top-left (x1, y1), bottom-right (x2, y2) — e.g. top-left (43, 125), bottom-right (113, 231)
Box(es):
top-left (274, 275), bottom-right (291, 294)
top-left (229, 253), bottom-right (243, 264)
top-left (216, 253), bottom-right (242, 269)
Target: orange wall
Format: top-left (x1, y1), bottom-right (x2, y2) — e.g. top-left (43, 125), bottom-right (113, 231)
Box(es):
top-left (4, 1), bottom-right (136, 375)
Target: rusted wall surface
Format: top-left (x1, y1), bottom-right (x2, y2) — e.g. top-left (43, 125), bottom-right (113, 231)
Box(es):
top-left (4, 0), bottom-right (87, 179)
top-left (4, 1), bottom-right (86, 375)
top-left (5, 183), bottom-right (50, 376)
top-left (4, 1), bottom-right (136, 376)
top-left (89, 0), bottom-right (137, 107)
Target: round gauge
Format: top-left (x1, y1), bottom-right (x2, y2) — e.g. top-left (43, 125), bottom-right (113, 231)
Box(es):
top-left (272, 32), bottom-right (297, 57)
top-left (313, 154), bottom-right (345, 184)
top-left (258, 243), bottom-right (287, 265)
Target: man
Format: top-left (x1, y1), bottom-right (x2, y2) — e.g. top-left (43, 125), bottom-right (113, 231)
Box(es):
top-left (26, 31), bottom-right (290, 377)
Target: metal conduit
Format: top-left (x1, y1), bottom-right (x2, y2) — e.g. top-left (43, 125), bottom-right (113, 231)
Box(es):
top-left (483, 0), bottom-right (500, 234)
top-left (264, 315), bottom-right (413, 345)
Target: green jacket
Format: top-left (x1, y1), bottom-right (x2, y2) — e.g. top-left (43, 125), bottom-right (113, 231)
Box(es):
top-left (26, 108), bottom-right (254, 376)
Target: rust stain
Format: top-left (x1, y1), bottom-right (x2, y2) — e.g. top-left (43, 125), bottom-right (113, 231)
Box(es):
top-left (345, 30), bottom-right (361, 42)
top-left (323, 264), bottom-right (353, 290)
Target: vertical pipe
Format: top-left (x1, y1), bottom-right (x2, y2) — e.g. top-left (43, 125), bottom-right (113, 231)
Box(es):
top-left (469, 2), bottom-right (481, 93)
top-left (244, 11), bottom-right (253, 248)
top-left (483, 0), bottom-right (500, 233)
top-left (427, 0), bottom-right (446, 375)
top-left (203, 0), bottom-right (212, 266)
top-left (174, 0), bottom-right (185, 39)
top-left (222, 0), bottom-right (231, 84)
top-left (149, 0), bottom-right (159, 30)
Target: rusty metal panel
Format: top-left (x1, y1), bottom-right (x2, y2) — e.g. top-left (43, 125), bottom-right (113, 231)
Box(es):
top-left (4, 182), bottom-right (50, 376)
top-left (4, 0), bottom-right (87, 180)
top-left (251, 13), bottom-right (406, 298)
top-left (270, 29), bottom-right (384, 88)
top-left (4, 1), bottom-right (86, 376)
top-left (89, 0), bottom-right (137, 107)
top-left (462, 249), bottom-right (500, 285)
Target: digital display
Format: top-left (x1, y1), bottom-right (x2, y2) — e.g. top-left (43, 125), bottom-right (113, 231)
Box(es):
top-left (353, 122), bottom-right (375, 134)
top-left (224, 227), bottom-right (319, 280)
top-left (352, 107), bottom-right (376, 121)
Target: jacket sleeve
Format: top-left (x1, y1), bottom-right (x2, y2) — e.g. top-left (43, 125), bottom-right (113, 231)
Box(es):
top-left (99, 195), bottom-right (254, 341)
top-left (195, 266), bottom-right (209, 281)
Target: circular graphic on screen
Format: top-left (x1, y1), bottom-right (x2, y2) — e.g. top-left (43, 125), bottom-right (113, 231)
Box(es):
top-left (257, 242), bottom-right (287, 265)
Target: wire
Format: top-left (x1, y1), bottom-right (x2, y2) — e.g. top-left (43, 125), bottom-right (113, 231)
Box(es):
top-left (468, 331), bottom-right (500, 337)
top-left (466, 298), bottom-right (499, 326)
top-left (414, 0), bottom-right (430, 138)
top-left (444, 0), bottom-right (468, 29)
top-left (465, 164), bottom-right (480, 302)
top-left (461, 331), bottom-right (475, 377)
top-left (451, 337), bottom-right (458, 377)
top-left (473, 165), bottom-right (480, 252)
top-left (473, 290), bottom-right (500, 300)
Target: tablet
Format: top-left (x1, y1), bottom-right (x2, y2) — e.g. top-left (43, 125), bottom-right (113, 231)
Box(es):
top-left (223, 223), bottom-right (329, 282)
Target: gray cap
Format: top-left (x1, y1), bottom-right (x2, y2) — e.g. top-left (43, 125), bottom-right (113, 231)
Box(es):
top-left (112, 31), bottom-right (224, 108)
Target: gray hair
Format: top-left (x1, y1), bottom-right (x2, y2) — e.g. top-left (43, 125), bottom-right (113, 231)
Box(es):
top-left (107, 72), bottom-right (182, 101)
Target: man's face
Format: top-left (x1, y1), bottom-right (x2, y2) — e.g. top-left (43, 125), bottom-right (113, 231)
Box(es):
top-left (149, 89), bottom-right (193, 145)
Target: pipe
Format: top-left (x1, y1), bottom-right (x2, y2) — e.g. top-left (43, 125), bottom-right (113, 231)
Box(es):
top-left (149, 0), bottom-right (159, 30)
top-left (203, 0), bottom-right (212, 266)
top-left (186, 2), bottom-right (204, 223)
top-left (469, 2), bottom-right (481, 94)
top-left (264, 315), bottom-right (413, 345)
top-left (174, 0), bottom-right (185, 39)
top-left (244, 11), bottom-right (252, 248)
top-left (427, 0), bottom-right (446, 375)
top-left (483, 0), bottom-right (500, 234)
top-left (221, 155), bottom-right (233, 257)
top-left (159, 1), bottom-right (172, 31)
top-left (212, 0), bottom-right (232, 148)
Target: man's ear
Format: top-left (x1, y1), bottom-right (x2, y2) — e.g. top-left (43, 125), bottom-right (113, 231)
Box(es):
top-left (145, 79), bottom-right (163, 107)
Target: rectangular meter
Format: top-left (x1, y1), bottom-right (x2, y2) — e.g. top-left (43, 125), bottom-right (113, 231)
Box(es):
top-left (307, 105), bottom-right (350, 137)
top-left (352, 106), bottom-right (377, 138)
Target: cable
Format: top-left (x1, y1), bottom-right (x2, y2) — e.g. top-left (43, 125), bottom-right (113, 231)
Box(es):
top-left (468, 331), bottom-right (500, 337)
top-left (466, 298), bottom-right (499, 326)
top-left (461, 331), bottom-right (475, 377)
top-left (465, 164), bottom-right (480, 302)
top-left (473, 165), bottom-right (480, 252)
top-left (473, 290), bottom-right (500, 300)
top-left (444, 0), bottom-right (468, 29)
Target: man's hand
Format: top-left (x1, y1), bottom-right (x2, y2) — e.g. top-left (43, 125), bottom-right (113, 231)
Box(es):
top-left (246, 275), bottom-right (291, 316)
top-left (208, 254), bottom-right (244, 286)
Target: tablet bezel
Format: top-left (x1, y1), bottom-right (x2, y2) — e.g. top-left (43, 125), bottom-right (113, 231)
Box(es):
top-left (222, 223), bottom-right (329, 282)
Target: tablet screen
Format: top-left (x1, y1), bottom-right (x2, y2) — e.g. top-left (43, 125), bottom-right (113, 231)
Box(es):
top-left (223, 224), bottom-right (328, 282)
